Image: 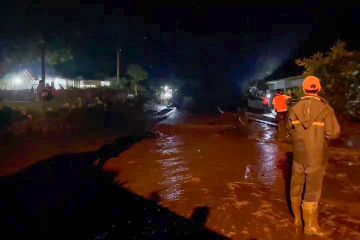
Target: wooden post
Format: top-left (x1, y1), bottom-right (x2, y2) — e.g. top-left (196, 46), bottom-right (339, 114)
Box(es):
top-left (41, 45), bottom-right (46, 83)
top-left (117, 48), bottom-right (122, 85)
top-left (41, 44), bottom-right (46, 110)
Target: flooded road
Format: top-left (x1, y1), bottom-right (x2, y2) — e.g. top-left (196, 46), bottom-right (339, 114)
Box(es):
top-left (103, 110), bottom-right (360, 240)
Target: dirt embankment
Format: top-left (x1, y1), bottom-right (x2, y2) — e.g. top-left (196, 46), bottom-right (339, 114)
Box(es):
top-left (0, 102), bottom-right (149, 177)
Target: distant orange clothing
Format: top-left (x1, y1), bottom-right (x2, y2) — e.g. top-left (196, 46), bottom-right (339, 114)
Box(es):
top-left (273, 94), bottom-right (291, 112)
top-left (260, 96), bottom-right (270, 106)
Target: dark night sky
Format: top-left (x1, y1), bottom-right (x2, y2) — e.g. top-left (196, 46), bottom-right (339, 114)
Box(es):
top-left (0, 1), bottom-right (360, 94)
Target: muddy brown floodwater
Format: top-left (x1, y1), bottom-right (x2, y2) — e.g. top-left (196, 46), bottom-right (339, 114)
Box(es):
top-left (103, 110), bottom-right (360, 240)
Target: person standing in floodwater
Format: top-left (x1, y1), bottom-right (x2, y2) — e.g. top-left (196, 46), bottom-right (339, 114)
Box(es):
top-left (287, 76), bottom-right (340, 237)
top-left (272, 89), bottom-right (291, 138)
top-left (50, 82), bottom-right (57, 97)
top-left (36, 80), bottom-right (46, 101)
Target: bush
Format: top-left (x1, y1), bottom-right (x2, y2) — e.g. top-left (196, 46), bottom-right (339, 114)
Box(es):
top-left (296, 41), bottom-right (360, 120)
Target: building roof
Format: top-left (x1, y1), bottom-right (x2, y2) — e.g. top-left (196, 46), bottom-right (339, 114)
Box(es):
top-left (265, 75), bottom-right (303, 84)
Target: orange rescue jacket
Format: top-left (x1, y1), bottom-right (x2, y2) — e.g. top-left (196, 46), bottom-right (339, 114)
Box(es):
top-left (273, 94), bottom-right (290, 112)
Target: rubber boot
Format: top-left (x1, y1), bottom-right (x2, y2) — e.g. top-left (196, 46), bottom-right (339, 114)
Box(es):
top-left (302, 201), bottom-right (331, 237)
top-left (291, 197), bottom-right (302, 226)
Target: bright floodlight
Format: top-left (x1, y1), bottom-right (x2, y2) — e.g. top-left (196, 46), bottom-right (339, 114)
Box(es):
top-left (160, 85), bottom-right (173, 101)
top-left (164, 92), bottom-right (172, 99)
top-left (14, 77), bottom-right (21, 85)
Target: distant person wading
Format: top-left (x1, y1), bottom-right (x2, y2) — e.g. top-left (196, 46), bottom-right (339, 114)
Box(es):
top-left (272, 89), bottom-right (290, 138)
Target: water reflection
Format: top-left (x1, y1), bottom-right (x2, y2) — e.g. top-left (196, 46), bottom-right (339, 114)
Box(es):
top-left (248, 122), bottom-right (277, 143)
top-left (156, 135), bottom-right (191, 201)
top-left (256, 143), bottom-right (279, 185)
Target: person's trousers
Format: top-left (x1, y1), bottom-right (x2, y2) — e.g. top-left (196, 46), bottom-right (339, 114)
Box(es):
top-left (276, 111), bottom-right (287, 137)
top-left (290, 161), bottom-right (326, 202)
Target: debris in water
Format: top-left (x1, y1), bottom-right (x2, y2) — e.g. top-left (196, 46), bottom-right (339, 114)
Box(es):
top-left (192, 177), bottom-right (201, 182)
top-left (336, 173), bottom-right (348, 179)
top-left (250, 192), bottom-right (262, 198)
top-left (226, 231), bottom-right (237, 237)
top-left (244, 164), bottom-right (252, 179)
top-left (233, 200), bottom-right (251, 209)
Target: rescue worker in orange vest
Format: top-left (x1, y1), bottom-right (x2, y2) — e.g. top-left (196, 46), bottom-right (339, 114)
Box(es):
top-left (272, 89), bottom-right (291, 137)
top-left (287, 76), bottom-right (340, 237)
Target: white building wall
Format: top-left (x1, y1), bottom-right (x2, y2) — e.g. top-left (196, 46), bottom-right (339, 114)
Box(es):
top-left (0, 76), bottom-right (110, 90)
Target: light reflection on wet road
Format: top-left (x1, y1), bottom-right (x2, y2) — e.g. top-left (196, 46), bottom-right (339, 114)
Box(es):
top-left (256, 143), bottom-right (279, 186)
top-left (156, 135), bottom-right (192, 201)
top-left (103, 112), bottom-right (360, 240)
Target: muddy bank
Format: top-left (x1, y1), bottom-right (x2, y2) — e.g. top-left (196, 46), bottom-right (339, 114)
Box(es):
top-left (0, 103), bottom-right (149, 176)
top-left (0, 130), bottom-right (122, 176)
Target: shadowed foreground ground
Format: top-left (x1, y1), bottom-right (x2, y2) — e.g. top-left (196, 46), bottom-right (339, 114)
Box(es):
top-left (0, 133), bottom-right (228, 240)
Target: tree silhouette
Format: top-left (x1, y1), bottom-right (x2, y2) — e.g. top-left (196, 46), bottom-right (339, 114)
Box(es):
top-left (126, 64), bottom-right (149, 95)
top-left (296, 41), bottom-right (360, 119)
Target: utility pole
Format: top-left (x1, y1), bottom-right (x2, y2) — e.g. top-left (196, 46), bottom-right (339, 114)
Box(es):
top-left (116, 48), bottom-right (122, 85)
top-left (40, 44), bottom-right (46, 110)
top-left (41, 44), bottom-right (46, 84)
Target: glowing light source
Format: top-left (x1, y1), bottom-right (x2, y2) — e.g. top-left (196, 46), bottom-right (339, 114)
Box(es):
top-left (160, 85), bottom-right (173, 101)
top-left (14, 77), bottom-right (21, 85)
top-left (163, 92), bottom-right (173, 99)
